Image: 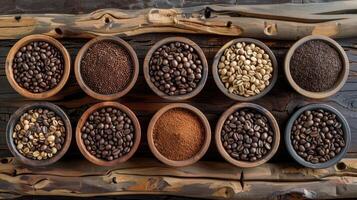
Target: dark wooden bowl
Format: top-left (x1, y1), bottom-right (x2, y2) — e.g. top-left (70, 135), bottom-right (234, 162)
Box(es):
top-left (76, 102), bottom-right (141, 166)
top-left (143, 37), bottom-right (208, 101)
top-left (212, 38), bottom-right (278, 101)
top-left (6, 102), bottom-right (72, 166)
top-left (284, 35), bottom-right (349, 99)
top-left (147, 103), bottom-right (211, 167)
top-left (74, 36), bottom-right (139, 101)
top-left (5, 34), bottom-right (71, 99)
top-left (285, 103), bottom-right (351, 169)
top-left (215, 103), bottom-right (280, 168)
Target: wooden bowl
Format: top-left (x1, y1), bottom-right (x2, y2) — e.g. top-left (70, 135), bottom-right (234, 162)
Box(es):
top-left (147, 103), bottom-right (211, 167)
top-left (143, 37), bottom-right (208, 101)
top-left (6, 102), bottom-right (72, 166)
top-left (5, 34), bottom-right (71, 99)
top-left (284, 35), bottom-right (349, 99)
top-left (215, 103), bottom-right (280, 168)
top-left (212, 38), bottom-right (278, 101)
top-left (74, 36), bottom-right (139, 101)
top-left (76, 102), bottom-right (141, 166)
top-left (285, 103), bottom-right (351, 169)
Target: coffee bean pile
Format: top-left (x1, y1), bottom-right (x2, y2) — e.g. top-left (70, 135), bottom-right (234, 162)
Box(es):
top-left (218, 42), bottom-right (273, 97)
top-left (13, 108), bottom-right (66, 160)
top-left (149, 41), bottom-right (204, 96)
top-left (291, 109), bottom-right (346, 164)
top-left (221, 109), bottom-right (274, 162)
top-left (12, 41), bottom-right (65, 93)
top-left (81, 107), bottom-right (135, 161)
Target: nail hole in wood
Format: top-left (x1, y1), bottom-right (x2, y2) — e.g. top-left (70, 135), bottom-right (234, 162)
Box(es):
top-left (105, 17), bottom-right (110, 24)
top-left (204, 7), bottom-right (211, 19)
top-left (112, 177), bottom-right (117, 183)
top-left (14, 16), bottom-right (21, 22)
top-left (0, 158), bottom-right (8, 164)
top-left (226, 21), bottom-right (232, 28)
top-left (55, 28), bottom-right (63, 35)
top-left (337, 162), bottom-right (347, 170)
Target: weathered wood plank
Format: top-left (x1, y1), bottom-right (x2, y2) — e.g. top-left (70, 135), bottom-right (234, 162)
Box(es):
top-left (2, 2), bottom-right (357, 39)
top-left (0, 157), bottom-right (356, 199)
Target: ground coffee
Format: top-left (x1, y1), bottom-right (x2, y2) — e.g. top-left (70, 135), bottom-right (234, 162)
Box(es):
top-left (290, 40), bottom-right (342, 92)
top-left (81, 40), bottom-right (133, 95)
top-left (153, 108), bottom-right (205, 161)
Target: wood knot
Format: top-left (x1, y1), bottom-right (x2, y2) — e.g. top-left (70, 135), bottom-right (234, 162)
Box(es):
top-left (148, 9), bottom-right (178, 24)
top-left (264, 22), bottom-right (278, 36)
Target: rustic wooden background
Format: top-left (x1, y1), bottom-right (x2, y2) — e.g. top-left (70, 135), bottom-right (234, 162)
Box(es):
top-left (0, 0), bottom-right (357, 200)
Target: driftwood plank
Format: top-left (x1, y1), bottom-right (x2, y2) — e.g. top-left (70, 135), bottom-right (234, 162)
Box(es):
top-left (0, 157), bottom-right (356, 199)
top-left (2, 1), bottom-right (357, 39)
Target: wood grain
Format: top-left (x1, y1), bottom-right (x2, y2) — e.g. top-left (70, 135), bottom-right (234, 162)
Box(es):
top-left (2, 2), bottom-right (357, 39)
top-left (0, 157), bottom-right (356, 199)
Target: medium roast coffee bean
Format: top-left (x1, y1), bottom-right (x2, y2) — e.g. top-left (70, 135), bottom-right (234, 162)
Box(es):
top-left (12, 41), bottom-right (65, 93)
top-left (291, 109), bottom-right (346, 164)
top-left (148, 41), bottom-right (204, 96)
top-left (221, 108), bottom-right (274, 162)
top-left (80, 107), bottom-right (135, 161)
top-left (12, 108), bottom-right (66, 160)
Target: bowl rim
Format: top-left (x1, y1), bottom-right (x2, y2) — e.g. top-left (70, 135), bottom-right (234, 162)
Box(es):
top-left (284, 103), bottom-right (351, 169)
top-left (143, 37), bottom-right (208, 101)
top-left (212, 38), bottom-right (278, 101)
top-left (284, 35), bottom-right (350, 99)
top-left (5, 34), bottom-right (71, 99)
top-left (215, 102), bottom-right (280, 168)
top-left (74, 36), bottom-right (139, 101)
top-left (75, 101), bottom-right (141, 166)
top-left (147, 103), bottom-right (211, 167)
top-left (6, 102), bottom-right (72, 166)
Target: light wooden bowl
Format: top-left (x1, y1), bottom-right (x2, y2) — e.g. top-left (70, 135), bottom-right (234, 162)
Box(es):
top-left (6, 102), bottom-right (72, 166)
top-left (76, 102), bottom-right (141, 166)
top-left (147, 103), bottom-right (211, 167)
top-left (5, 34), bottom-right (71, 99)
top-left (212, 38), bottom-right (278, 101)
top-left (143, 37), bottom-right (208, 101)
top-left (284, 35), bottom-right (349, 99)
top-left (74, 36), bottom-right (139, 101)
top-left (215, 103), bottom-right (280, 168)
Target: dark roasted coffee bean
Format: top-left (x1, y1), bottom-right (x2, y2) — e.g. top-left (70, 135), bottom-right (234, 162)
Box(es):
top-left (149, 41), bottom-right (204, 96)
top-left (291, 108), bottom-right (346, 164)
top-left (12, 41), bottom-right (64, 93)
top-left (80, 106), bottom-right (135, 161)
top-left (220, 108), bottom-right (275, 163)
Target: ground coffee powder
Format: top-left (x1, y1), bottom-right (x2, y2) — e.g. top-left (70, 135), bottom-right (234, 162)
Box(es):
top-left (81, 40), bottom-right (133, 95)
top-left (153, 108), bottom-right (205, 161)
top-left (290, 40), bottom-right (342, 92)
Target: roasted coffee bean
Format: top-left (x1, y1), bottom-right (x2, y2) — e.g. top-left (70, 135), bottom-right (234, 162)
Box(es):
top-left (80, 107), bottom-right (135, 161)
top-left (12, 41), bottom-right (65, 93)
top-left (291, 108), bottom-right (346, 164)
top-left (149, 41), bottom-right (204, 96)
top-left (221, 108), bottom-right (275, 162)
top-left (12, 108), bottom-right (66, 160)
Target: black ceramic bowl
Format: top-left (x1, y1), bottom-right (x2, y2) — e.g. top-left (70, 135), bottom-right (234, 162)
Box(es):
top-left (6, 102), bottom-right (72, 166)
top-left (285, 103), bottom-right (351, 169)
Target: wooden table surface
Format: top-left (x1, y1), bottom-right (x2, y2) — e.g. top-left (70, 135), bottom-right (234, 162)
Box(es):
top-left (1, 1), bottom-right (357, 200)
